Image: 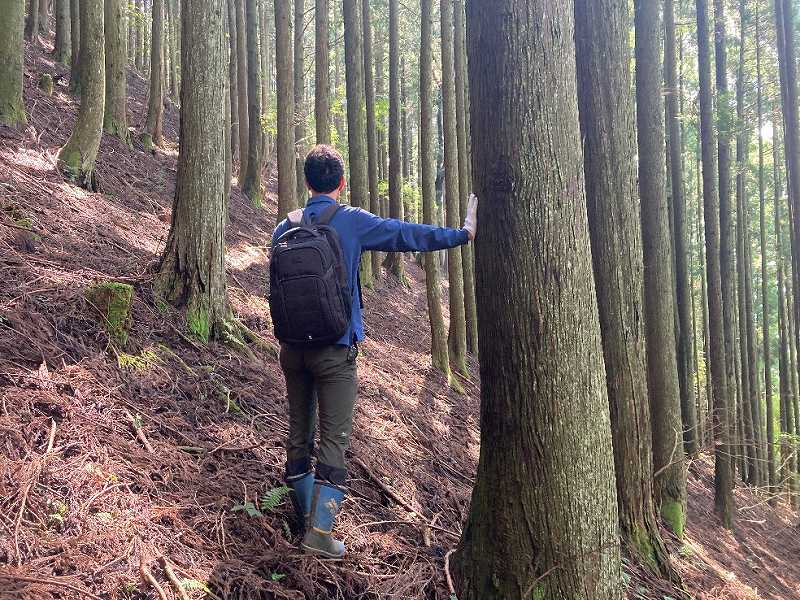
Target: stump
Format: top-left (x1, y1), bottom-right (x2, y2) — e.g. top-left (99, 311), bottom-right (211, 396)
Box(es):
top-left (85, 282), bottom-right (134, 347)
top-left (38, 74), bottom-right (53, 96)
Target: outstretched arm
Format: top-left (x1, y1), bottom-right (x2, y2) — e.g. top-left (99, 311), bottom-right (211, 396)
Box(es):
top-left (356, 210), bottom-right (469, 253)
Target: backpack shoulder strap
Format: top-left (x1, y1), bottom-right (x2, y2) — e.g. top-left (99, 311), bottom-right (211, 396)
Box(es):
top-left (317, 203), bottom-right (342, 225)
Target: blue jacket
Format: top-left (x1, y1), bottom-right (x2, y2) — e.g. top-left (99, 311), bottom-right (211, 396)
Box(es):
top-left (271, 194), bottom-right (470, 346)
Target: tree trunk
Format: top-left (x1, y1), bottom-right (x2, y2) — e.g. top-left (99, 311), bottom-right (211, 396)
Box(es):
top-left (38, 0), bottom-right (49, 34)
top-left (363, 0), bottom-right (383, 278)
top-left (696, 0), bottom-right (735, 529)
top-left (635, 0), bottom-right (688, 536)
top-left (454, 0), bottom-right (477, 356)
top-left (294, 0), bottom-right (306, 204)
top-left (69, 0), bottom-right (80, 90)
top-left (342, 0), bottom-right (372, 285)
top-left (54, 0), bottom-right (71, 64)
top-left (375, 24), bottom-right (387, 189)
top-left (235, 0), bottom-right (249, 177)
top-left (169, 0), bottom-right (179, 100)
top-left (666, 0), bottom-right (697, 454)
top-left (156, 0), bottom-right (229, 342)
top-left (57, 0), bottom-right (104, 190)
top-left (419, 0), bottom-right (450, 378)
top-left (242, 0), bottom-right (263, 204)
top-left (227, 0), bottom-right (239, 164)
top-left (386, 0), bottom-right (405, 281)
top-left (315, 0), bottom-right (330, 144)
top-left (25, 0), bottom-right (40, 43)
top-left (104, 0), bottom-right (130, 144)
top-left (453, 2), bottom-right (623, 596)
top-left (441, 0), bottom-right (467, 375)
top-left (142, 0), bottom-right (164, 148)
top-left (274, 0), bottom-right (295, 221)
top-left (0, 0), bottom-right (27, 127)
top-left (575, 0), bottom-right (674, 573)
top-left (757, 1), bottom-right (776, 499)
top-left (135, 0), bottom-right (143, 71)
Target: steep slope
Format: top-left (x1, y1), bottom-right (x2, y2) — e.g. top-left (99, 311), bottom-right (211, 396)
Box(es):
top-left (0, 38), bottom-right (797, 600)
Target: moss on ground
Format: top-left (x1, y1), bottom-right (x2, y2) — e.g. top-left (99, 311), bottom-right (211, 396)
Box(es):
top-left (85, 282), bottom-right (134, 347)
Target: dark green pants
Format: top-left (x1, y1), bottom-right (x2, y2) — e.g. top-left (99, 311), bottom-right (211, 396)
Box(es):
top-left (280, 343), bottom-right (357, 486)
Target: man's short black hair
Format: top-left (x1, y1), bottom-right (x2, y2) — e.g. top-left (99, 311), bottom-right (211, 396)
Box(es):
top-left (304, 145), bottom-right (345, 194)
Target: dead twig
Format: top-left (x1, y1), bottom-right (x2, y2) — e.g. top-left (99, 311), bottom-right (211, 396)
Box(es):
top-left (125, 410), bottom-right (155, 453)
top-left (139, 553), bottom-right (169, 600)
top-left (444, 549), bottom-right (456, 596)
top-left (160, 556), bottom-right (191, 600)
top-left (353, 456), bottom-right (421, 516)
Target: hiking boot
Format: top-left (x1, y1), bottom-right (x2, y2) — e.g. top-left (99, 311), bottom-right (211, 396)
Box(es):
top-left (286, 471), bottom-right (314, 531)
top-left (301, 481), bottom-right (346, 559)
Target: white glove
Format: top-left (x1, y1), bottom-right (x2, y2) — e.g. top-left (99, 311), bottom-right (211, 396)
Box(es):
top-left (462, 193), bottom-right (478, 240)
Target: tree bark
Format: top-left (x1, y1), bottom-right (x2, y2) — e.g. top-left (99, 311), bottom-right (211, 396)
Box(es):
top-left (294, 0), bottom-right (306, 204)
top-left (69, 0), bottom-right (80, 90)
top-left (235, 0), bottom-right (249, 176)
top-left (142, 0), bottom-right (164, 148)
top-left (342, 0), bottom-right (372, 285)
top-left (57, 0), bottom-right (104, 191)
top-left (363, 0), bottom-right (383, 278)
top-left (697, 0), bottom-right (735, 529)
top-left (25, 0), bottom-right (39, 43)
top-left (156, 0), bottom-right (229, 342)
top-left (419, 0), bottom-right (450, 378)
top-left (38, 0), bottom-right (49, 34)
top-left (242, 0), bottom-right (263, 204)
top-left (54, 0), bottom-right (71, 64)
top-left (135, 0), bottom-right (144, 71)
top-left (274, 0), bottom-right (296, 221)
top-left (386, 0), bottom-right (405, 281)
top-left (453, 2), bottom-right (623, 596)
top-left (441, 0), bottom-right (467, 375)
top-left (635, 0), bottom-right (688, 537)
top-left (104, 0), bottom-right (130, 144)
top-left (0, 0), bottom-right (27, 127)
top-left (315, 0), bottom-right (330, 144)
top-left (575, 0), bottom-right (675, 573)
top-left (227, 0), bottom-right (239, 164)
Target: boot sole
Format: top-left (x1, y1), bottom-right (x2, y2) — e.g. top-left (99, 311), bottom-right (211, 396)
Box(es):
top-left (301, 543), bottom-right (345, 559)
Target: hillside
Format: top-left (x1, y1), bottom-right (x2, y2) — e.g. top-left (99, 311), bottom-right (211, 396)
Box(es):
top-left (0, 38), bottom-right (798, 600)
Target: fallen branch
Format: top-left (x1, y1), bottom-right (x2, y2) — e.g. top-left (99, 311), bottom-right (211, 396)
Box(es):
top-left (444, 549), bottom-right (456, 596)
top-left (353, 456), bottom-right (420, 516)
top-left (139, 554), bottom-right (169, 600)
top-left (125, 410), bottom-right (155, 453)
top-left (0, 574), bottom-right (105, 600)
top-left (160, 556), bottom-right (191, 600)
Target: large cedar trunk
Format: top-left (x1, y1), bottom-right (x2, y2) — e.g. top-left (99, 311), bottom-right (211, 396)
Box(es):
top-left (57, 0), bottom-right (105, 191)
top-left (235, 0), bottom-right (249, 176)
top-left (342, 0), bottom-right (372, 284)
top-left (634, 0), bottom-right (688, 536)
top-left (242, 0), bottom-right (263, 203)
top-left (274, 0), bottom-right (295, 221)
top-left (25, 0), bottom-right (39, 43)
top-left (69, 0), bottom-right (80, 91)
top-left (386, 0), bottom-right (405, 280)
top-left (156, 0), bottom-right (228, 341)
top-left (363, 0), bottom-right (382, 277)
top-left (0, 0), bottom-right (27, 127)
top-left (294, 0), bottom-right (306, 204)
top-left (227, 0), bottom-right (239, 163)
top-left (142, 0), bottom-right (164, 148)
top-left (575, 0), bottom-right (673, 575)
top-left (315, 0), bottom-right (330, 144)
top-left (453, 1), bottom-right (622, 597)
top-left (696, 0), bottom-right (735, 528)
top-left (441, 0), bottom-right (467, 375)
top-left (419, 0), bottom-right (450, 377)
top-left (104, 0), bottom-right (130, 143)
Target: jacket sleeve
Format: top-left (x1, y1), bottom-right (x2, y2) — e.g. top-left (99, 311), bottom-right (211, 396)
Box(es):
top-left (271, 220), bottom-right (289, 248)
top-left (355, 209), bottom-right (469, 252)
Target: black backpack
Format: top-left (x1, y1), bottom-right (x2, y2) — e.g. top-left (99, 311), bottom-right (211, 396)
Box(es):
top-left (269, 204), bottom-right (352, 347)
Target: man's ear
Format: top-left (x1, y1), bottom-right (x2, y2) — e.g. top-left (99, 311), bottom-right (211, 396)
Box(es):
top-left (338, 176), bottom-right (346, 192)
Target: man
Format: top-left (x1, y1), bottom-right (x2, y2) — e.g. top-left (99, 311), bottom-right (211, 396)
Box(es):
top-left (271, 145), bottom-right (477, 558)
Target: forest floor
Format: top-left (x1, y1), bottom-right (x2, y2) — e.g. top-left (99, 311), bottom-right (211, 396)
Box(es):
top-left (0, 39), bottom-right (798, 600)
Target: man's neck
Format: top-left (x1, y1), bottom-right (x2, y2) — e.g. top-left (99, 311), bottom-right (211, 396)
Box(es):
top-left (309, 190), bottom-right (340, 202)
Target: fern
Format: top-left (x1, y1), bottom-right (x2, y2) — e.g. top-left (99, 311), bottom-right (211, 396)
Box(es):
top-left (259, 485), bottom-right (291, 512)
top-left (181, 579), bottom-right (211, 593)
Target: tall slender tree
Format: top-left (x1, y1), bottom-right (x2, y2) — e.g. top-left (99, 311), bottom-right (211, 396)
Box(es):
top-left (156, 0), bottom-right (229, 342)
top-left (242, 0), bottom-right (263, 204)
top-left (386, 0), bottom-right (405, 280)
top-left (666, 0), bottom-right (698, 454)
top-left (363, 0), bottom-right (383, 277)
top-left (419, 0), bottom-right (450, 378)
top-left (25, 0), bottom-right (39, 43)
top-left (635, 0), bottom-right (688, 536)
top-left (235, 0), bottom-right (249, 176)
top-left (342, 0), bottom-right (372, 285)
top-left (575, 0), bottom-right (674, 572)
top-left (0, 0), bottom-right (27, 127)
top-left (274, 0), bottom-right (296, 220)
top-left (104, 0), bottom-right (130, 144)
top-left (57, 0), bottom-right (105, 190)
top-left (38, 0), bottom-right (49, 34)
top-left (294, 0), bottom-right (306, 204)
top-left (441, 0), bottom-right (468, 375)
top-left (227, 0), bottom-right (239, 164)
top-left (54, 0), bottom-right (71, 64)
top-left (315, 0), bottom-right (330, 144)
top-left (69, 0), bottom-right (80, 90)
top-left (141, 0), bottom-right (164, 149)
top-left (454, 0), bottom-right (477, 355)
top-left (454, 1), bottom-right (623, 596)
top-left (697, 0), bottom-right (735, 528)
